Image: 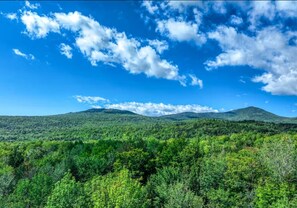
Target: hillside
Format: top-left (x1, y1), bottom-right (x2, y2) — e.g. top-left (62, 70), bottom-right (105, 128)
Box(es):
top-left (1, 107), bottom-right (297, 141)
top-left (1, 108), bottom-right (297, 207)
top-left (1, 107), bottom-right (297, 207)
top-left (162, 106), bottom-right (297, 123)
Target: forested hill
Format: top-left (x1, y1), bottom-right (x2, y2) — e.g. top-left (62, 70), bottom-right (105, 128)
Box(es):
top-left (1, 107), bottom-right (297, 141)
top-left (78, 108), bottom-right (137, 115)
top-left (66, 106), bottom-right (297, 123)
top-left (162, 106), bottom-right (297, 123)
top-left (2, 107), bottom-right (297, 207)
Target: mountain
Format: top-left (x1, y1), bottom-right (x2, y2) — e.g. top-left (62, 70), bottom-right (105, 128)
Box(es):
top-left (162, 106), bottom-right (297, 123)
top-left (79, 108), bottom-right (137, 115)
top-left (64, 108), bottom-right (151, 123)
top-left (1, 107), bottom-right (297, 141)
top-left (227, 107), bottom-right (283, 121)
top-left (72, 107), bottom-right (296, 123)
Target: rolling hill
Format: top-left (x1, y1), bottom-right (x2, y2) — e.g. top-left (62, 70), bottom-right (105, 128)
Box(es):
top-left (162, 106), bottom-right (297, 123)
top-left (1, 106), bottom-right (297, 141)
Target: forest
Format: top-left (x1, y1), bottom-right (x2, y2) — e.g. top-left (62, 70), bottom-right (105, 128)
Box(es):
top-left (1, 110), bottom-right (297, 207)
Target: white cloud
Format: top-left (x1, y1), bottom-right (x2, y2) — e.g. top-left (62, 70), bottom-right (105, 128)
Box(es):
top-left (164, 1), bottom-right (202, 12)
top-left (17, 1), bottom-right (297, 94)
top-left (141, 1), bottom-right (158, 15)
top-left (206, 26), bottom-right (297, 95)
top-left (74, 95), bottom-right (109, 104)
top-left (156, 18), bottom-right (206, 46)
top-left (239, 80), bottom-right (246, 84)
top-left (189, 74), bottom-right (203, 88)
top-left (245, 1), bottom-right (297, 29)
top-left (25, 1), bottom-right (40, 10)
top-left (111, 33), bottom-right (185, 83)
top-left (5, 13), bottom-right (17, 20)
top-left (275, 1), bottom-right (297, 18)
top-left (59, 43), bottom-right (72, 59)
top-left (74, 96), bottom-right (217, 116)
top-left (142, 1), bottom-right (297, 95)
top-left (142, 1), bottom-right (199, 16)
top-left (12, 48), bottom-right (35, 60)
top-left (247, 1), bottom-right (276, 30)
top-left (105, 102), bottom-right (218, 116)
top-left (142, 1), bottom-right (228, 47)
top-left (19, 10), bottom-right (196, 86)
top-left (230, 15), bottom-right (243, 25)
top-left (21, 11), bottom-right (60, 38)
top-left (148, 39), bottom-right (168, 54)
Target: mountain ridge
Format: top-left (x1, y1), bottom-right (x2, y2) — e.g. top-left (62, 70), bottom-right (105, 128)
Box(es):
top-left (66, 106), bottom-right (297, 124)
top-left (1, 106), bottom-right (296, 124)
top-left (162, 106), bottom-right (297, 123)
top-left (80, 108), bottom-right (137, 115)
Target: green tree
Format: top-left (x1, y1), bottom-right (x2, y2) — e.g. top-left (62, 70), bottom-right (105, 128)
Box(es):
top-left (146, 167), bottom-right (202, 207)
top-left (7, 173), bottom-right (53, 208)
top-left (115, 148), bottom-right (150, 181)
top-left (86, 169), bottom-right (147, 208)
top-left (260, 139), bottom-right (297, 182)
top-left (46, 172), bottom-right (87, 208)
top-left (0, 165), bottom-right (14, 197)
top-left (255, 181), bottom-right (294, 208)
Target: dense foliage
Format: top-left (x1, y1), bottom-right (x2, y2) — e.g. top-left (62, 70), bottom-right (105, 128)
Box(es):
top-left (1, 111), bottom-right (297, 141)
top-left (1, 111), bottom-right (297, 207)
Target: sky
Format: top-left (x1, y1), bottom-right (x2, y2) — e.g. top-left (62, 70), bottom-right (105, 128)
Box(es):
top-left (0, 1), bottom-right (297, 117)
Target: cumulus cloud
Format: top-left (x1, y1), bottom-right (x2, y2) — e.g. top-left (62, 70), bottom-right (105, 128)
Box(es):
top-left (18, 10), bottom-right (195, 86)
top-left (275, 1), bottom-right (297, 18)
top-left (12, 48), bottom-right (35, 60)
top-left (25, 1), bottom-right (40, 10)
top-left (5, 13), bottom-right (17, 20)
top-left (206, 26), bottom-right (297, 95)
top-left (148, 39), bottom-right (168, 54)
top-left (74, 95), bottom-right (217, 116)
top-left (59, 43), bottom-right (72, 59)
top-left (21, 11), bottom-right (60, 38)
top-left (142, 1), bottom-right (226, 46)
top-left (105, 102), bottom-right (218, 116)
top-left (13, 1), bottom-right (297, 95)
top-left (156, 18), bottom-right (206, 46)
top-left (141, 1), bottom-right (158, 15)
top-left (74, 95), bottom-right (109, 104)
top-left (140, 1), bottom-right (297, 96)
top-left (164, 1), bottom-right (202, 12)
top-left (239, 1), bottom-right (297, 30)
top-left (247, 1), bottom-right (276, 30)
top-left (230, 15), bottom-right (243, 25)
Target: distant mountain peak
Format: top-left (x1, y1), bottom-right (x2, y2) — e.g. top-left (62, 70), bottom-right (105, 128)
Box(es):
top-left (234, 106), bottom-right (265, 110)
top-left (231, 106), bottom-right (277, 115)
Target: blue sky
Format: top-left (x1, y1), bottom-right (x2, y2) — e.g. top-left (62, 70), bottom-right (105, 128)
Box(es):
top-left (0, 1), bottom-right (297, 116)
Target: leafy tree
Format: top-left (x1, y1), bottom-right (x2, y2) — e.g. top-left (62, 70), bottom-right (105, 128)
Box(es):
top-left (156, 138), bottom-right (187, 167)
top-left (115, 148), bottom-right (150, 181)
top-left (146, 167), bottom-right (201, 207)
top-left (0, 165), bottom-right (14, 197)
top-left (7, 173), bottom-right (53, 207)
top-left (260, 139), bottom-right (297, 182)
top-left (223, 149), bottom-right (260, 207)
top-left (1, 118), bottom-right (297, 207)
top-left (255, 181), bottom-right (294, 208)
top-left (86, 169), bottom-right (147, 208)
top-left (46, 172), bottom-right (87, 208)
top-left (199, 155), bottom-right (227, 196)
